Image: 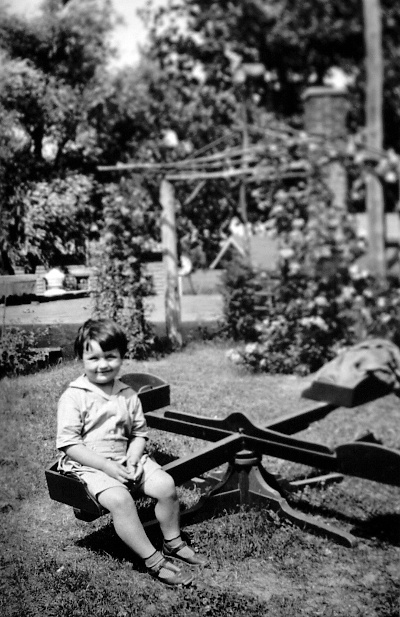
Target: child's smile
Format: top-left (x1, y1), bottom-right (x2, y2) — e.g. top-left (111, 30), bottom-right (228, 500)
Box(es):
top-left (82, 340), bottom-right (122, 387)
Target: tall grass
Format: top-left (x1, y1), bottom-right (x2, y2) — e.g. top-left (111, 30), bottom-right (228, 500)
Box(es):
top-left (1, 341), bottom-right (400, 616)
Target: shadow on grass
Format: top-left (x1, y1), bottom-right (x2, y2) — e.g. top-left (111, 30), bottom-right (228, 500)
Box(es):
top-left (75, 509), bottom-right (198, 570)
top-left (76, 520), bottom-right (159, 572)
top-left (353, 513), bottom-right (400, 544)
top-left (287, 495), bottom-right (400, 546)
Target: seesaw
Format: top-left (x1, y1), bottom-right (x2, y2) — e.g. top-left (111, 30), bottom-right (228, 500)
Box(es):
top-left (46, 372), bottom-right (400, 547)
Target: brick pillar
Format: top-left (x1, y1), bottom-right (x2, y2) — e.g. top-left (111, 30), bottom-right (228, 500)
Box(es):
top-left (302, 87), bottom-right (348, 208)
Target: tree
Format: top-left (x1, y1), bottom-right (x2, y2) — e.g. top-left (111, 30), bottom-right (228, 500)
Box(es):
top-left (135, 0), bottom-right (400, 275)
top-left (145, 0), bottom-right (400, 148)
top-left (0, 0), bottom-right (117, 169)
top-left (20, 174), bottom-right (98, 270)
top-left (0, 0), bottom-right (117, 271)
top-left (93, 54), bottom-right (244, 263)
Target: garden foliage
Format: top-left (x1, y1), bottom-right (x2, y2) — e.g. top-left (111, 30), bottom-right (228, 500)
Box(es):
top-left (20, 174), bottom-right (97, 270)
top-left (0, 326), bottom-right (48, 378)
top-left (91, 180), bottom-right (156, 359)
top-left (221, 258), bottom-right (265, 342)
top-left (225, 144), bottom-right (400, 375)
top-left (148, 0), bottom-right (400, 150)
top-left (0, 0), bottom-right (116, 273)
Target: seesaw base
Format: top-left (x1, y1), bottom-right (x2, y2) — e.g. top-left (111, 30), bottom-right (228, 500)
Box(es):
top-left (143, 449), bottom-right (356, 547)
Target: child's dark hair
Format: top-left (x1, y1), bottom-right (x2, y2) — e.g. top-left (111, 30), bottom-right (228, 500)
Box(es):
top-left (74, 319), bottom-right (128, 359)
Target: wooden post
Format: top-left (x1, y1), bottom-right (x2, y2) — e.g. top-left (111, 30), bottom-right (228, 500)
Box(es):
top-left (234, 63), bottom-right (266, 265)
top-left (160, 179), bottom-right (182, 347)
top-left (362, 0), bottom-right (386, 279)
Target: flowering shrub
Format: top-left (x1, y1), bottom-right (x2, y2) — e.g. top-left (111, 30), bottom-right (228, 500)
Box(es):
top-left (221, 258), bottom-right (265, 341)
top-left (226, 259), bottom-right (400, 376)
top-left (225, 260), bottom-right (360, 375)
top-left (224, 144), bottom-right (400, 375)
top-left (344, 270), bottom-right (400, 346)
top-left (91, 180), bottom-right (156, 359)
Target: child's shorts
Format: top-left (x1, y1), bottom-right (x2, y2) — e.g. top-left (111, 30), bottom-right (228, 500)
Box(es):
top-left (77, 454), bottom-right (162, 500)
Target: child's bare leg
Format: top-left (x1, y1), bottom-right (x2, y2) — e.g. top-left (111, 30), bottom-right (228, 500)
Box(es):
top-left (98, 485), bottom-right (194, 585)
top-left (141, 470), bottom-right (180, 539)
top-left (98, 487), bottom-right (155, 558)
top-left (143, 470), bottom-right (208, 566)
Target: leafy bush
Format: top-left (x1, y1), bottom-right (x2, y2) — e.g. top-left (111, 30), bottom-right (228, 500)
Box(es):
top-left (224, 144), bottom-right (400, 375)
top-left (0, 327), bottom-right (48, 378)
top-left (221, 258), bottom-right (264, 341)
top-left (91, 179), bottom-right (156, 359)
top-left (227, 259), bottom-right (400, 375)
top-left (225, 265), bottom-right (350, 375)
top-left (19, 174), bottom-right (97, 270)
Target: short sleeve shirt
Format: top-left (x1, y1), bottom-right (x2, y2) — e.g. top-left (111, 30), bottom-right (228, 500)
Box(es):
top-left (57, 374), bottom-right (148, 473)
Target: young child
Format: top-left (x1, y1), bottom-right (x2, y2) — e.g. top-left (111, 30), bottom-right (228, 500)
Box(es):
top-left (57, 318), bottom-right (207, 586)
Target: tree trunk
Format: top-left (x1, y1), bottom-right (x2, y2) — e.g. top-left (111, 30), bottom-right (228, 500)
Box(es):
top-left (362, 0), bottom-right (386, 279)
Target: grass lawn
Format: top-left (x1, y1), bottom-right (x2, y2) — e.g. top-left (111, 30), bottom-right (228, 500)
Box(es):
top-left (1, 341), bottom-right (400, 616)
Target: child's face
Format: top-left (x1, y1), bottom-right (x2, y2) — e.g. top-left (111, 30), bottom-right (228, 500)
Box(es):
top-left (82, 340), bottom-right (122, 387)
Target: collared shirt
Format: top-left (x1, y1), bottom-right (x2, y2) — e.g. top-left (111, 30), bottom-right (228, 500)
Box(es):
top-left (56, 374), bottom-right (148, 473)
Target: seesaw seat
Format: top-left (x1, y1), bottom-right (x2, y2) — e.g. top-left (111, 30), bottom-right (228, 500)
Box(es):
top-left (301, 372), bottom-right (392, 407)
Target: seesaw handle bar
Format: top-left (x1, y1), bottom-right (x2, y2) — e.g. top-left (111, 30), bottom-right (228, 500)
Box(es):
top-left (146, 410), bottom-right (400, 487)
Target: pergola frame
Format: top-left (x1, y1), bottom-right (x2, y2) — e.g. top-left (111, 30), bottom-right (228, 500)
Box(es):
top-left (97, 127), bottom-right (311, 345)
top-left (98, 114), bottom-right (395, 345)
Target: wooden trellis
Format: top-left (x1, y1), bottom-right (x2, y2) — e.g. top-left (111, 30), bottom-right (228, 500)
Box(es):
top-left (98, 129), bottom-right (311, 345)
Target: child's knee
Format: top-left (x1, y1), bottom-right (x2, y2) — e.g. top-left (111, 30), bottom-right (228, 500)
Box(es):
top-left (164, 476), bottom-right (177, 499)
top-left (98, 487), bottom-right (134, 512)
top-left (153, 471), bottom-right (177, 500)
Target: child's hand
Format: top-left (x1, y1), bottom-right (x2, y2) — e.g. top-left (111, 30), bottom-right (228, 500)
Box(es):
top-left (102, 460), bottom-right (130, 484)
top-left (127, 461), bottom-right (144, 484)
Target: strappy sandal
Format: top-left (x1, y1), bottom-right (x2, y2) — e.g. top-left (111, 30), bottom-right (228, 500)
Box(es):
top-left (163, 539), bottom-right (208, 566)
top-left (147, 555), bottom-right (194, 586)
